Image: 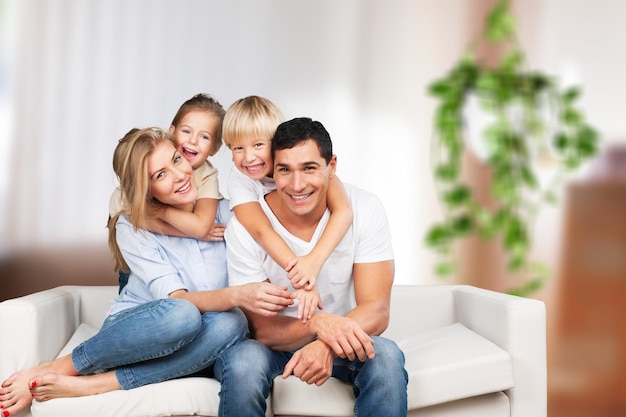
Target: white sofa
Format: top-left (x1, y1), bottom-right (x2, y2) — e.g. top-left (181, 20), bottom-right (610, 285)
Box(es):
top-left (0, 284), bottom-right (546, 417)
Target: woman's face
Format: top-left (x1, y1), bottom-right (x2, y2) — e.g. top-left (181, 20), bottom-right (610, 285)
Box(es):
top-left (147, 140), bottom-right (197, 210)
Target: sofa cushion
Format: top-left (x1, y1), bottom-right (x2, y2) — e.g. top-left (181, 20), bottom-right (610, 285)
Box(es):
top-left (31, 377), bottom-right (223, 417)
top-left (57, 323), bottom-right (98, 357)
top-left (400, 322), bottom-right (514, 409)
top-left (39, 323), bottom-right (271, 417)
top-left (271, 322), bottom-right (514, 416)
top-left (43, 320), bottom-right (513, 417)
top-left (272, 376), bottom-right (354, 416)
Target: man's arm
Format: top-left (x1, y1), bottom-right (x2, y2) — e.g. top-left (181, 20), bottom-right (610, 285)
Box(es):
top-left (345, 260), bottom-right (394, 336)
top-left (243, 280), bottom-right (318, 351)
top-left (279, 259), bottom-right (395, 386)
top-left (245, 259), bottom-right (394, 357)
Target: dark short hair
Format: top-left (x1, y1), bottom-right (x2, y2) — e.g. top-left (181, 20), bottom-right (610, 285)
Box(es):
top-left (271, 117), bottom-right (333, 163)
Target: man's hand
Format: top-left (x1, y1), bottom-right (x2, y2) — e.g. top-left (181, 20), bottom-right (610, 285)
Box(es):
top-left (282, 339), bottom-right (334, 386)
top-left (309, 312), bottom-right (375, 362)
top-left (236, 282), bottom-right (294, 316)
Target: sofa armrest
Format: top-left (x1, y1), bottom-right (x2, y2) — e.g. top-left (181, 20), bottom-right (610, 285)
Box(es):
top-left (452, 285), bottom-right (547, 417)
top-left (0, 286), bottom-right (115, 383)
top-left (0, 286), bottom-right (81, 382)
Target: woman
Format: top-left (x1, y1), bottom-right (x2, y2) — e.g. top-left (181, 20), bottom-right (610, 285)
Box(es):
top-left (0, 127), bottom-right (294, 417)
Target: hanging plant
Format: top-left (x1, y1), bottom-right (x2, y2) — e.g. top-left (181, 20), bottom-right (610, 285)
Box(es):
top-left (424, 0), bottom-right (599, 296)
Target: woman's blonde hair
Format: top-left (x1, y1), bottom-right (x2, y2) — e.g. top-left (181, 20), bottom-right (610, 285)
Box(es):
top-left (222, 96), bottom-right (284, 148)
top-left (107, 127), bottom-right (173, 272)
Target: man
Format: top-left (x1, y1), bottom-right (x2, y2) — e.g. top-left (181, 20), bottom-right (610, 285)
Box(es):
top-left (217, 117), bottom-right (407, 417)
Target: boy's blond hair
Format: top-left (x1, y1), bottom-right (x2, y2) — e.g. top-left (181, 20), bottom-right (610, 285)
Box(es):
top-left (222, 96), bottom-right (284, 148)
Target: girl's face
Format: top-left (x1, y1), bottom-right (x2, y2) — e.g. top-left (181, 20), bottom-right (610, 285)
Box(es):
top-left (229, 136), bottom-right (273, 180)
top-left (170, 110), bottom-right (220, 169)
top-left (147, 141), bottom-right (197, 210)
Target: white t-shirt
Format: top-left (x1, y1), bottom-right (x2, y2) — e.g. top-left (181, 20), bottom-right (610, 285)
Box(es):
top-left (225, 184), bottom-right (394, 318)
top-left (227, 166), bottom-right (276, 210)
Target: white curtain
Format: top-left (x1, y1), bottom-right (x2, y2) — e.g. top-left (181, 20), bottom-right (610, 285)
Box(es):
top-left (4, 0), bottom-right (623, 284)
top-left (2, 0), bottom-right (471, 285)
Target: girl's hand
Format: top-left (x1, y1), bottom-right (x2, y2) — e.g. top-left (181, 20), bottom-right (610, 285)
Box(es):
top-left (293, 285), bottom-right (323, 323)
top-left (202, 223), bottom-right (226, 241)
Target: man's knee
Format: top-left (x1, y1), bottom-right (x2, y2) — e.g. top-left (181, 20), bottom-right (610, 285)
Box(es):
top-left (218, 339), bottom-right (273, 379)
top-left (369, 337), bottom-right (406, 378)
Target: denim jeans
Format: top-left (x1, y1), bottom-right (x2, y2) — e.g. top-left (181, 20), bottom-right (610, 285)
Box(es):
top-left (214, 336), bottom-right (408, 417)
top-left (71, 298), bottom-right (248, 389)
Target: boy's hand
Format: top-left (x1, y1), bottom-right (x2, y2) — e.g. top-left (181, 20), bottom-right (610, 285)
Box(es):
top-left (286, 254), bottom-right (323, 290)
top-left (293, 285), bottom-right (323, 323)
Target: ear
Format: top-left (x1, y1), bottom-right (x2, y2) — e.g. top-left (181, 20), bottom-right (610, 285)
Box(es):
top-left (328, 155), bottom-right (338, 178)
top-left (168, 125), bottom-right (175, 134)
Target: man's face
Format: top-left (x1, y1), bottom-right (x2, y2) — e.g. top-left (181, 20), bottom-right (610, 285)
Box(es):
top-left (273, 139), bottom-right (336, 218)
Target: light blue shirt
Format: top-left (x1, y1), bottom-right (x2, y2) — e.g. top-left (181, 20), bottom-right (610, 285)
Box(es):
top-left (109, 201), bottom-right (231, 315)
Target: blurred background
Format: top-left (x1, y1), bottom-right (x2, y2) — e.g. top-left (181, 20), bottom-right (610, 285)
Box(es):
top-left (1, 0), bottom-right (625, 415)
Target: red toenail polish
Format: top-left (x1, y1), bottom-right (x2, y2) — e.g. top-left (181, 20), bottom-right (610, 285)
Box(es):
top-left (3, 409), bottom-right (10, 417)
top-left (30, 381), bottom-right (36, 389)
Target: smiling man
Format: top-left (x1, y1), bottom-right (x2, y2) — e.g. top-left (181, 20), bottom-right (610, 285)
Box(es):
top-left (217, 117), bottom-right (408, 417)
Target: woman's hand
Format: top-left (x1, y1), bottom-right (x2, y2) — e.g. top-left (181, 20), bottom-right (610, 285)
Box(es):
top-left (235, 282), bottom-right (294, 316)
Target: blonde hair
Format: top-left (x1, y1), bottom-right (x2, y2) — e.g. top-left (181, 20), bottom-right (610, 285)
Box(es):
top-left (107, 127), bottom-right (173, 272)
top-left (170, 93), bottom-right (225, 156)
top-left (222, 96), bottom-right (284, 148)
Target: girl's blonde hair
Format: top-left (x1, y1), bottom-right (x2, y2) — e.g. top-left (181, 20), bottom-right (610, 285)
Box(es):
top-left (170, 93), bottom-right (225, 156)
top-left (222, 96), bottom-right (284, 148)
top-left (107, 127), bottom-right (173, 272)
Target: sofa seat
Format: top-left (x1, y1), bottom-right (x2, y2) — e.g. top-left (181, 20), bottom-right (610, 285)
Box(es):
top-left (0, 284), bottom-right (547, 417)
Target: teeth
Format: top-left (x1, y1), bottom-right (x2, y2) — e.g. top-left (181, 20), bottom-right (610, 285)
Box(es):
top-left (177, 181), bottom-right (191, 193)
top-left (292, 193), bottom-right (311, 201)
top-left (245, 164), bottom-right (264, 174)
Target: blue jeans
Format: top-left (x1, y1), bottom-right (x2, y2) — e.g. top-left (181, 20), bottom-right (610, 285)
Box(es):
top-left (214, 336), bottom-right (408, 417)
top-left (71, 298), bottom-right (248, 389)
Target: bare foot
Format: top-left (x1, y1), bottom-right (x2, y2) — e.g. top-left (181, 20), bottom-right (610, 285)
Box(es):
top-left (0, 361), bottom-right (52, 416)
top-left (0, 356), bottom-right (76, 416)
top-left (31, 372), bottom-right (121, 402)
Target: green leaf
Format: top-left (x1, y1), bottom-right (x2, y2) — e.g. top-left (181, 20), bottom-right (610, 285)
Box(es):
top-left (562, 86), bottom-right (581, 103)
top-left (434, 261), bottom-right (454, 277)
top-left (424, 224), bottom-right (452, 248)
top-left (435, 164), bottom-right (459, 181)
top-left (429, 80), bottom-right (452, 97)
top-left (562, 107), bottom-right (582, 125)
top-left (443, 185), bottom-right (472, 206)
top-left (485, 0), bottom-right (516, 43)
top-left (451, 215), bottom-right (474, 235)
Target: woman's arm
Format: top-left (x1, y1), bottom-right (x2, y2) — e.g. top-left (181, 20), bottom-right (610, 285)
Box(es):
top-left (168, 281), bottom-right (295, 316)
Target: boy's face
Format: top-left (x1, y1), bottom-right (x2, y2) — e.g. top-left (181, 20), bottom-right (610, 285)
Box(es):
top-left (229, 136), bottom-right (273, 180)
top-left (169, 110), bottom-right (220, 169)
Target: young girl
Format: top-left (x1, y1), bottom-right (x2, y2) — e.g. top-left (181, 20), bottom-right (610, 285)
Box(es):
top-left (222, 96), bottom-right (353, 322)
top-left (0, 128), bottom-right (293, 417)
top-left (110, 93), bottom-right (226, 291)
